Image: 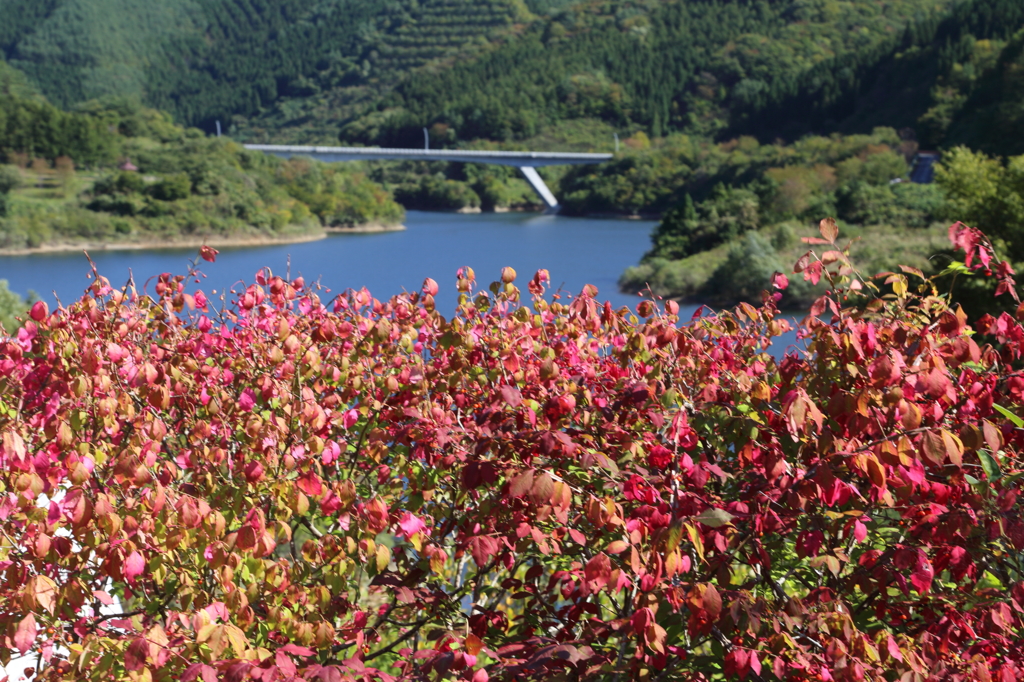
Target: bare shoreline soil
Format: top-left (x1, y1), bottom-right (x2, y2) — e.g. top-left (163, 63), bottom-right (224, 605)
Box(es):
top-left (0, 223), bottom-right (406, 256)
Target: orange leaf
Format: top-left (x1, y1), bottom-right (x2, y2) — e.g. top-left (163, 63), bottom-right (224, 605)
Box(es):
top-left (465, 633), bottom-right (483, 656)
top-left (865, 455), bottom-right (886, 488)
top-left (819, 217), bottom-right (838, 243)
top-left (703, 583), bottom-right (722, 618)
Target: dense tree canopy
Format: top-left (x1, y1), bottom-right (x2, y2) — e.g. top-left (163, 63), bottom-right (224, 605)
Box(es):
top-left (2, 221), bottom-right (1024, 680)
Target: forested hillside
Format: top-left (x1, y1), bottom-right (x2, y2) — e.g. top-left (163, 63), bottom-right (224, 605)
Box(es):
top-left (0, 0), bottom-right (531, 130)
top-left (247, 0), bottom-right (957, 145)
top-left (0, 73), bottom-right (403, 251)
top-left (5, 0), bottom-right (1024, 154)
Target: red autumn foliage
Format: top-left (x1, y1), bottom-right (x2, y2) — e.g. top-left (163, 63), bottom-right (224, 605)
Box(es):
top-left (1, 220), bottom-right (1024, 681)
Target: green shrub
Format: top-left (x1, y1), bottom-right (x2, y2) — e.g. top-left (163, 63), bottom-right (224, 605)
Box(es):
top-left (394, 175), bottom-right (481, 210)
top-left (701, 232), bottom-right (812, 306)
top-left (149, 173), bottom-right (191, 201)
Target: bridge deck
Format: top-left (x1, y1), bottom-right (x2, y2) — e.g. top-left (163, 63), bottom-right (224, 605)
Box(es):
top-left (243, 145), bottom-right (612, 168)
top-left (243, 144), bottom-right (613, 213)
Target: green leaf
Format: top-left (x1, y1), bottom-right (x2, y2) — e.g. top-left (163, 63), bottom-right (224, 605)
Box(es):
top-left (979, 450), bottom-right (1002, 481)
top-left (938, 261), bottom-right (973, 277)
top-left (1003, 471), bottom-right (1024, 486)
top-left (693, 508), bottom-right (734, 528)
top-left (994, 403), bottom-right (1024, 428)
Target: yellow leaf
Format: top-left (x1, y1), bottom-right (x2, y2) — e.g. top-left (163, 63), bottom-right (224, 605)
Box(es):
top-left (224, 625), bottom-right (248, 657)
top-left (376, 544), bottom-right (391, 572)
top-left (685, 522), bottom-right (705, 561)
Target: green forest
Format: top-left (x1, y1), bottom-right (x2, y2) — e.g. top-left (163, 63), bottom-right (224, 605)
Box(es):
top-left (4, 0), bottom-right (1024, 309)
top-left (0, 61), bottom-right (403, 252)
top-left (4, 0), bottom-right (1024, 153)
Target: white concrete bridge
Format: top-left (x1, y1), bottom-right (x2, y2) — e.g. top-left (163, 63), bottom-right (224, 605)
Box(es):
top-left (243, 145), bottom-right (613, 213)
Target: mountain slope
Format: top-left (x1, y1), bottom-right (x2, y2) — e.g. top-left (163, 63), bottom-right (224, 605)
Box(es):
top-left (0, 0), bottom-right (405, 127)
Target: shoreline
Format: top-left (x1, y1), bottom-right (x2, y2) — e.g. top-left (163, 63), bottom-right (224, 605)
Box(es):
top-left (325, 222), bottom-right (406, 234)
top-left (0, 223), bottom-right (406, 256)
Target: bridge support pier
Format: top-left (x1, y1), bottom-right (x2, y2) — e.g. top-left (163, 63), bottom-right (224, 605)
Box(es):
top-left (518, 166), bottom-right (560, 214)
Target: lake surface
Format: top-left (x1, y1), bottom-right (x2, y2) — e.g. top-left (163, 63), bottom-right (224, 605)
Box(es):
top-left (0, 210), bottom-right (801, 352)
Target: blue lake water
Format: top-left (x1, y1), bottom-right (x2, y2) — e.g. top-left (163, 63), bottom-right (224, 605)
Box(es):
top-left (0, 210), bottom-right (802, 353)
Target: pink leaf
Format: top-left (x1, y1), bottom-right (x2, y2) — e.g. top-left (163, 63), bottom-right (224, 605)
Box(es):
top-left (280, 643), bottom-right (316, 656)
top-left (125, 550), bottom-right (145, 584)
top-left (886, 635), bottom-right (903, 662)
top-left (14, 613), bottom-right (36, 654)
top-left (199, 245), bottom-right (219, 262)
top-left (322, 441), bottom-right (341, 466)
top-left (343, 409), bottom-right (359, 429)
top-left (910, 550), bottom-right (934, 594)
top-left (499, 385), bottom-right (522, 408)
top-left (238, 389), bottom-right (256, 412)
top-left (771, 272), bottom-right (789, 290)
top-left (398, 512), bottom-right (427, 540)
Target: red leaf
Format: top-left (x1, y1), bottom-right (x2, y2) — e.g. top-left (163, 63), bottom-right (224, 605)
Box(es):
top-left (125, 637), bottom-right (149, 671)
top-left (199, 245), bottom-right (219, 262)
top-left (296, 471), bottom-right (324, 497)
top-left (182, 663), bottom-right (205, 682)
top-left (631, 607), bottom-right (653, 633)
top-left (14, 613), bottom-right (36, 654)
top-left (804, 261), bottom-right (823, 285)
top-left (584, 553), bottom-right (612, 589)
top-left (468, 536), bottom-right (499, 568)
top-left (771, 272), bottom-right (789, 290)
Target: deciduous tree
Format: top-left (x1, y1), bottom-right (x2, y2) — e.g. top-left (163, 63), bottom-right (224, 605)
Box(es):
top-left (2, 220), bottom-right (1024, 680)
